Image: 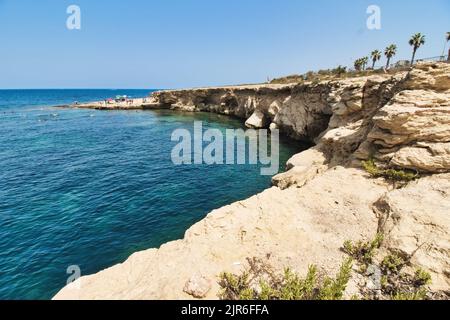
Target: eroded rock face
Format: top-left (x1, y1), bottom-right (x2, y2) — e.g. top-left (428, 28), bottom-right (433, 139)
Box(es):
top-left (390, 143), bottom-right (450, 172)
top-left (245, 109), bottom-right (267, 129)
top-left (402, 62), bottom-right (450, 91)
top-left (272, 147), bottom-right (327, 189)
top-left (152, 83), bottom-right (333, 142)
top-left (361, 63), bottom-right (450, 173)
top-left (153, 62), bottom-right (450, 175)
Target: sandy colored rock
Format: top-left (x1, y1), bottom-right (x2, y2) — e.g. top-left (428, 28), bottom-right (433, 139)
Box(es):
top-left (376, 174), bottom-right (450, 291)
top-left (245, 109), bottom-right (267, 129)
top-left (273, 147), bottom-right (328, 189)
top-left (183, 274), bottom-right (212, 298)
top-left (361, 63), bottom-right (450, 173)
top-left (402, 62), bottom-right (450, 91)
top-left (390, 142), bottom-right (450, 172)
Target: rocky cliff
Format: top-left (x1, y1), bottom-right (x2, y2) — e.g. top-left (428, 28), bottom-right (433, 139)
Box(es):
top-left (54, 62), bottom-right (450, 300)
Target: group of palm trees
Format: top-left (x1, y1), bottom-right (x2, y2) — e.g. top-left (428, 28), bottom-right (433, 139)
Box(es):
top-left (354, 32), bottom-right (450, 71)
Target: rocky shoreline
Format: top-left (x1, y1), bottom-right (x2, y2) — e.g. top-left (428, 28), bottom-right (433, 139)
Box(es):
top-left (54, 62), bottom-right (450, 300)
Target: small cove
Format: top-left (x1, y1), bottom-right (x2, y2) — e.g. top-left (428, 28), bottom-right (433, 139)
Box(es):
top-left (0, 89), bottom-right (307, 299)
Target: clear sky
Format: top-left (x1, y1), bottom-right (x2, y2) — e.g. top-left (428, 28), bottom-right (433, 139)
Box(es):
top-left (0, 0), bottom-right (448, 89)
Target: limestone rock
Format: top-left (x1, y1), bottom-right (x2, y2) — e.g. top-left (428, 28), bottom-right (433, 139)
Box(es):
top-left (285, 147), bottom-right (327, 170)
top-left (268, 101), bottom-right (281, 118)
top-left (402, 62), bottom-right (450, 91)
top-left (183, 274), bottom-right (212, 299)
top-left (376, 174), bottom-right (450, 291)
top-left (245, 109), bottom-right (267, 129)
top-left (390, 142), bottom-right (450, 172)
top-left (273, 147), bottom-right (328, 189)
top-left (364, 63), bottom-right (450, 173)
top-left (372, 105), bottom-right (450, 144)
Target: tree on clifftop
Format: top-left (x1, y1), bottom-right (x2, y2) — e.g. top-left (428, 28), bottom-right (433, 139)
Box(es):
top-left (384, 44), bottom-right (397, 69)
top-left (443, 32), bottom-right (450, 59)
top-left (409, 33), bottom-right (426, 65)
top-left (371, 50), bottom-right (382, 69)
top-left (354, 58), bottom-right (362, 71)
top-left (361, 57), bottom-right (369, 70)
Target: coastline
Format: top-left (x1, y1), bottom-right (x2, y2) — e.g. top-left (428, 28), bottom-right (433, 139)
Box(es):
top-left (54, 62), bottom-right (450, 299)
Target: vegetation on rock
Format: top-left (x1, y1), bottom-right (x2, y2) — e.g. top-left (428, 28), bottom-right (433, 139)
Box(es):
top-left (362, 159), bottom-right (418, 184)
top-left (343, 233), bottom-right (384, 266)
top-left (342, 234), bottom-right (434, 300)
top-left (381, 253), bottom-right (405, 273)
top-left (219, 233), bottom-right (437, 301)
top-left (218, 257), bottom-right (353, 300)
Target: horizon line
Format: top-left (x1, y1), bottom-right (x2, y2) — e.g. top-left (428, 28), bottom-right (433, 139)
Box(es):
top-left (0, 88), bottom-right (162, 90)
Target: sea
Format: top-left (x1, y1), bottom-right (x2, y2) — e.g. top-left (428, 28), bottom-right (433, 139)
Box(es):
top-left (0, 89), bottom-right (304, 299)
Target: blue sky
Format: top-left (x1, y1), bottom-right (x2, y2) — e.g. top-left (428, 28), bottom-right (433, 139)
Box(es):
top-left (0, 0), bottom-right (448, 89)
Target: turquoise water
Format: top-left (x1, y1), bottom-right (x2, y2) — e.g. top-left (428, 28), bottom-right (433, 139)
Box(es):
top-left (0, 90), bottom-right (304, 300)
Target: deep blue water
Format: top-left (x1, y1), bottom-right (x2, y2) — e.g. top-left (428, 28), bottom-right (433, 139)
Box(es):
top-left (0, 89), bottom-right (303, 300)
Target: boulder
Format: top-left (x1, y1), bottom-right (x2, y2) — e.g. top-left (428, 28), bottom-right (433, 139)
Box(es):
top-left (245, 109), bottom-right (267, 129)
top-left (183, 274), bottom-right (212, 299)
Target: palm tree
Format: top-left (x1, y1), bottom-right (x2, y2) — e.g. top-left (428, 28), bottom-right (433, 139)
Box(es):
top-left (354, 57), bottom-right (369, 71)
top-left (361, 57), bottom-right (369, 70)
top-left (371, 50), bottom-right (382, 69)
top-left (354, 58), bottom-right (363, 71)
top-left (384, 44), bottom-right (397, 69)
top-left (409, 33), bottom-right (426, 65)
top-left (442, 32), bottom-right (450, 59)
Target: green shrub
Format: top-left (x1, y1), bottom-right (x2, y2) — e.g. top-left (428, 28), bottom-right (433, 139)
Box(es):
top-left (343, 233), bottom-right (384, 265)
top-left (319, 258), bottom-right (353, 300)
top-left (279, 266), bottom-right (318, 300)
top-left (218, 257), bottom-right (353, 300)
top-left (303, 71), bottom-right (316, 81)
top-left (392, 288), bottom-right (428, 300)
top-left (332, 65), bottom-right (347, 76)
top-left (414, 268), bottom-right (432, 286)
top-left (388, 269), bottom-right (432, 300)
top-left (342, 236), bottom-right (434, 300)
top-left (378, 255), bottom-right (431, 300)
top-left (381, 253), bottom-right (405, 273)
top-left (362, 159), bottom-right (418, 182)
top-left (381, 275), bottom-right (388, 289)
top-left (383, 169), bottom-right (418, 182)
top-left (361, 159), bottom-right (381, 176)
top-left (218, 271), bottom-right (252, 300)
